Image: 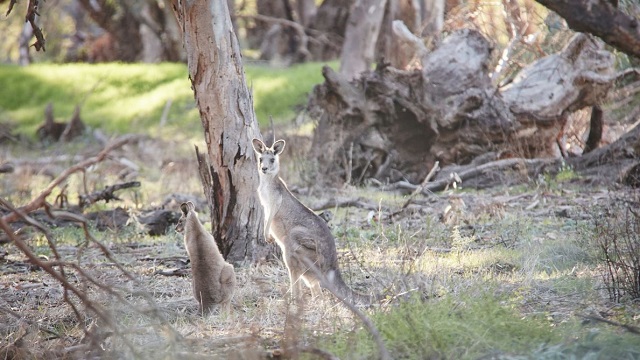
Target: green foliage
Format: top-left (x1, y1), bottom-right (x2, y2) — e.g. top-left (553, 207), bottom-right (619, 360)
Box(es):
top-left (0, 61), bottom-right (331, 139)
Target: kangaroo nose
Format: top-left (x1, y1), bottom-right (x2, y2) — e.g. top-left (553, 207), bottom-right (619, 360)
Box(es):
top-left (261, 167), bottom-right (268, 172)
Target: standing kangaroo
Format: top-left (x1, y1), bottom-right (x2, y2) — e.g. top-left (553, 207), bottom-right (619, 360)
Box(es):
top-left (175, 201), bottom-right (236, 314)
top-left (252, 138), bottom-right (373, 304)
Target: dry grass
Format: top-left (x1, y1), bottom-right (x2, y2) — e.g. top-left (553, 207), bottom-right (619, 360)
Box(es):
top-left (1, 134), bottom-right (640, 359)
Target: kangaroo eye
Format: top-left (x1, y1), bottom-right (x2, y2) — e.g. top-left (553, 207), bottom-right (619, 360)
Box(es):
top-left (270, 159), bottom-right (275, 164)
top-left (259, 157), bottom-right (263, 163)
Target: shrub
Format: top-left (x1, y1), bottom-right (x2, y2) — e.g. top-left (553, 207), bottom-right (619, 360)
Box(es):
top-left (592, 192), bottom-right (640, 302)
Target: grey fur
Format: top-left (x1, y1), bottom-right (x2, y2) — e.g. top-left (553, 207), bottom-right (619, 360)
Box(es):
top-left (176, 201), bottom-right (236, 314)
top-left (252, 138), bottom-right (373, 304)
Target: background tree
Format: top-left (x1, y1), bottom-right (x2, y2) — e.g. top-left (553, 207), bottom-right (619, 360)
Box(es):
top-left (76, 0), bottom-right (183, 62)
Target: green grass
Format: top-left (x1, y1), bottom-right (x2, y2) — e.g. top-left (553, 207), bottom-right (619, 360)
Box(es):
top-left (316, 288), bottom-right (640, 360)
top-left (0, 61), bottom-right (332, 139)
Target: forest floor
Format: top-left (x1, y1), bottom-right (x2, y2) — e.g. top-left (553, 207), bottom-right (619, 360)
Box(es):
top-left (1, 133), bottom-right (640, 359)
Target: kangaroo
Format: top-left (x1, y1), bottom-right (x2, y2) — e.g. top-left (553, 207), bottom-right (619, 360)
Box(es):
top-left (252, 138), bottom-right (374, 304)
top-left (175, 201), bottom-right (236, 315)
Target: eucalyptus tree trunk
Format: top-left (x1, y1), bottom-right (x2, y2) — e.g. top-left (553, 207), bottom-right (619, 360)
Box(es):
top-left (340, 0), bottom-right (388, 80)
top-left (170, 0), bottom-right (268, 264)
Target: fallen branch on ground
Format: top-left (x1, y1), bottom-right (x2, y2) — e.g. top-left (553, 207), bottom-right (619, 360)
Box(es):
top-left (79, 181), bottom-right (141, 208)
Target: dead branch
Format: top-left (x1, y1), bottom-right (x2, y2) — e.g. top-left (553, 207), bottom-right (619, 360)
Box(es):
top-left (583, 315), bottom-right (640, 335)
top-left (1, 135), bottom-right (135, 224)
top-left (1, 201), bottom-right (182, 355)
top-left (79, 181), bottom-right (141, 208)
top-left (311, 197), bottom-right (379, 212)
top-left (301, 257), bottom-right (391, 360)
top-left (394, 157), bottom-right (559, 194)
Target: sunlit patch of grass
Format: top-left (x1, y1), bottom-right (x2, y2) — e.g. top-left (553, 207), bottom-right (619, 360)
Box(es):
top-left (318, 290), bottom-right (558, 359)
top-left (0, 61), bottom-right (333, 139)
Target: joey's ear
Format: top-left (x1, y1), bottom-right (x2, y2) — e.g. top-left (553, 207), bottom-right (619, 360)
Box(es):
top-left (252, 138), bottom-right (266, 154)
top-left (180, 202), bottom-right (189, 215)
top-left (273, 139), bottom-right (286, 155)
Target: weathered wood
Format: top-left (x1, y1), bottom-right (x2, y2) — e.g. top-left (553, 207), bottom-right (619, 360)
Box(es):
top-left (307, 30), bottom-right (624, 186)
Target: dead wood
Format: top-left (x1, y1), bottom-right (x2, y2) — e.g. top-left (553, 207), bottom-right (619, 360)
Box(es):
top-left (307, 29), bottom-right (628, 186)
top-left (311, 197), bottom-right (379, 211)
top-left (0, 200), bottom-right (182, 356)
top-left (583, 105), bottom-right (604, 154)
top-left (0, 163), bottom-right (14, 174)
top-left (79, 181), bottom-right (141, 208)
top-left (1, 135), bottom-right (135, 224)
top-left (37, 104), bottom-right (85, 142)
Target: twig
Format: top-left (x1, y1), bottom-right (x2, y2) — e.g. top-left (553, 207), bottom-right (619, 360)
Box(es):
top-left (1, 135), bottom-right (135, 224)
top-left (301, 257), bottom-right (391, 360)
top-left (401, 161), bottom-right (439, 209)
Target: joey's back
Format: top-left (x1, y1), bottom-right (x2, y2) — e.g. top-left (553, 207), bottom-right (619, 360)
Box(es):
top-left (176, 201), bottom-right (236, 314)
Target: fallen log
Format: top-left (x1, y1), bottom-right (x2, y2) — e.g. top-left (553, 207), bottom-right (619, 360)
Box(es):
top-left (307, 28), bottom-right (636, 187)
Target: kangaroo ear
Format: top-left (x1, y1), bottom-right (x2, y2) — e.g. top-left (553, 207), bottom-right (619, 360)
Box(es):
top-left (186, 201), bottom-right (195, 212)
top-left (180, 202), bottom-right (189, 215)
top-left (273, 139), bottom-right (286, 155)
top-left (252, 138), bottom-right (266, 154)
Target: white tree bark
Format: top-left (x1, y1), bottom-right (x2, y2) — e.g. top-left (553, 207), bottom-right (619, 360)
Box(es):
top-left (339, 0), bottom-right (388, 80)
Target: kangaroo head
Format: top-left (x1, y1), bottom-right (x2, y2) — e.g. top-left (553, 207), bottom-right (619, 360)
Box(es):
top-left (252, 138), bottom-right (285, 177)
top-left (175, 201), bottom-right (196, 233)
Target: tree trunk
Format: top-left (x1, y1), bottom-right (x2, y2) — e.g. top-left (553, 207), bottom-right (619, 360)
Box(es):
top-left (376, 0), bottom-right (422, 70)
top-left (296, 0), bottom-right (317, 26)
top-left (340, 0), bottom-right (388, 80)
top-left (170, 0), bottom-right (268, 264)
top-left (18, 20), bottom-right (34, 66)
top-left (307, 0), bottom-right (355, 61)
top-left (421, 0), bottom-right (444, 37)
